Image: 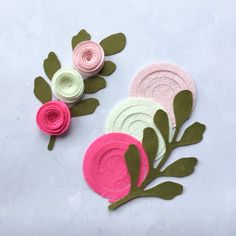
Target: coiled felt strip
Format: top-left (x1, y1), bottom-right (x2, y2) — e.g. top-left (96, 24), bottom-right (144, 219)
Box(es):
top-left (83, 133), bottom-right (149, 202)
top-left (73, 40), bottom-right (105, 76)
top-left (51, 67), bottom-right (84, 104)
top-left (129, 63), bottom-right (196, 126)
top-left (106, 98), bottom-right (174, 160)
top-left (36, 101), bottom-right (70, 135)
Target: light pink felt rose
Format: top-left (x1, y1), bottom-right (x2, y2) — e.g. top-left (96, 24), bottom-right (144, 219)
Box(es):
top-left (36, 101), bottom-right (70, 135)
top-left (73, 40), bottom-right (105, 76)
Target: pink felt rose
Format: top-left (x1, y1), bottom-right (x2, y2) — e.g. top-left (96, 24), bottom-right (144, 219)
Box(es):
top-left (36, 101), bottom-right (71, 135)
top-left (73, 40), bottom-right (104, 76)
top-left (83, 133), bottom-right (149, 202)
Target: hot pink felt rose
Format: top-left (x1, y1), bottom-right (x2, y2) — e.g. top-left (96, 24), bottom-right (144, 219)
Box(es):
top-left (83, 133), bottom-right (149, 202)
top-left (36, 101), bottom-right (71, 135)
top-left (73, 40), bottom-right (104, 76)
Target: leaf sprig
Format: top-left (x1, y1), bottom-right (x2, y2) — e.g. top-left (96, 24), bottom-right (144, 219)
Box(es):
top-left (108, 90), bottom-right (206, 210)
top-left (33, 29), bottom-right (126, 150)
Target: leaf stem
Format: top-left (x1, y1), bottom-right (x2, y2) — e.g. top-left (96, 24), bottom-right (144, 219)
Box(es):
top-left (141, 127), bottom-right (180, 189)
top-left (108, 189), bottom-right (142, 210)
top-left (47, 135), bottom-right (56, 151)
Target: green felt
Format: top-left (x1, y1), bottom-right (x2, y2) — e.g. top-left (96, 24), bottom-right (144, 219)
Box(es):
top-left (178, 122), bottom-right (206, 146)
top-left (161, 157), bottom-right (197, 177)
top-left (142, 181), bottom-right (183, 200)
top-left (34, 76), bottom-right (52, 103)
top-left (142, 127), bottom-right (158, 169)
top-left (174, 90), bottom-right (193, 129)
top-left (48, 135), bottom-right (56, 151)
top-left (84, 76), bottom-right (106, 94)
top-left (71, 29), bottom-right (91, 50)
top-left (99, 61), bottom-right (116, 76)
top-left (43, 52), bottom-right (61, 80)
top-left (70, 98), bottom-right (99, 117)
top-left (100, 33), bottom-right (126, 56)
top-left (154, 109), bottom-right (169, 144)
top-left (125, 144), bottom-right (140, 189)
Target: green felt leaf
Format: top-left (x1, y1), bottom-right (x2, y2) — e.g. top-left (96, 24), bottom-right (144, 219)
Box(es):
top-left (99, 61), bottom-right (116, 76)
top-left (70, 98), bottom-right (99, 117)
top-left (143, 181), bottom-right (183, 200)
top-left (43, 52), bottom-right (61, 80)
top-left (125, 144), bottom-right (140, 189)
top-left (34, 76), bottom-right (52, 103)
top-left (174, 90), bottom-right (193, 128)
top-left (84, 76), bottom-right (106, 94)
top-left (178, 122), bottom-right (206, 146)
top-left (154, 109), bottom-right (169, 143)
top-left (100, 33), bottom-right (126, 56)
top-left (161, 157), bottom-right (198, 177)
top-left (142, 128), bottom-right (158, 168)
top-left (71, 29), bottom-right (91, 50)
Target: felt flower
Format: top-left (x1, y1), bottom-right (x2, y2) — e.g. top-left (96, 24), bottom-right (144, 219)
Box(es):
top-left (73, 40), bottom-right (105, 76)
top-left (51, 67), bottom-right (84, 103)
top-left (83, 133), bottom-right (149, 202)
top-left (36, 101), bottom-right (71, 135)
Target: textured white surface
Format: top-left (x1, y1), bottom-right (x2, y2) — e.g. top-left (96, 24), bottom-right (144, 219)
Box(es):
top-left (0, 0), bottom-right (236, 235)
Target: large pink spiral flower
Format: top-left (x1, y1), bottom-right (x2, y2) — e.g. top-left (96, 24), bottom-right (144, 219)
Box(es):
top-left (73, 40), bottom-right (105, 76)
top-left (83, 133), bottom-right (149, 202)
top-left (36, 101), bottom-right (71, 135)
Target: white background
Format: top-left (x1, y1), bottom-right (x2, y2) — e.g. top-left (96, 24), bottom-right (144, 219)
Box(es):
top-left (0, 0), bottom-right (236, 235)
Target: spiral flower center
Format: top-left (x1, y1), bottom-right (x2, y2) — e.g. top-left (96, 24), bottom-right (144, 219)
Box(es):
top-left (84, 51), bottom-right (93, 62)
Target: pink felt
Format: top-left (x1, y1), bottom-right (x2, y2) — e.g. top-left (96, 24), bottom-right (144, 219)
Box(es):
top-left (73, 40), bottom-right (104, 77)
top-left (36, 101), bottom-right (71, 135)
top-left (129, 63), bottom-right (196, 126)
top-left (83, 133), bottom-right (149, 202)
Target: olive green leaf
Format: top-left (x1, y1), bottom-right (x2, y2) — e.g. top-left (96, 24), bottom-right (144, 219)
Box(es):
top-left (142, 127), bottom-right (158, 168)
top-left (70, 98), bottom-right (99, 117)
top-left (125, 144), bottom-right (140, 189)
top-left (177, 122), bottom-right (206, 146)
top-left (154, 109), bottom-right (169, 144)
top-left (100, 33), bottom-right (126, 56)
top-left (43, 52), bottom-right (61, 80)
top-left (84, 76), bottom-right (106, 94)
top-left (174, 90), bottom-right (193, 128)
top-left (161, 157), bottom-right (198, 177)
top-left (34, 76), bottom-right (52, 103)
top-left (71, 29), bottom-right (91, 50)
top-left (143, 181), bottom-right (183, 200)
top-left (99, 61), bottom-right (116, 76)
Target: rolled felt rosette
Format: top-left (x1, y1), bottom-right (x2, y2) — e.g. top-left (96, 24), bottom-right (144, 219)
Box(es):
top-left (36, 101), bottom-right (71, 135)
top-left (51, 67), bottom-right (84, 103)
top-left (73, 40), bottom-right (105, 76)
